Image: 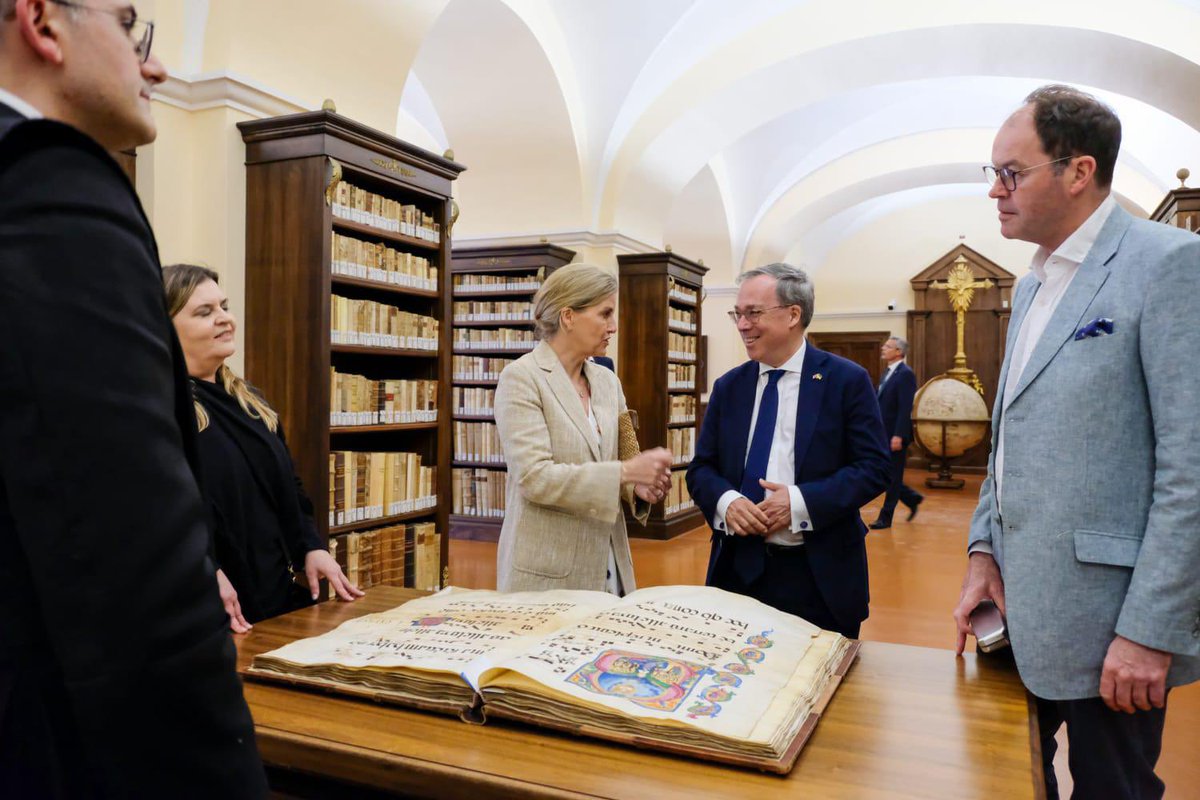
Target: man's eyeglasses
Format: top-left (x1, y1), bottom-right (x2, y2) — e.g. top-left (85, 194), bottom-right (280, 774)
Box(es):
top-left (982, 156), bottom-right (1075, 192)
top-left (727, 305), bottom-right (790, 324)
top-left (49, 0), bottom-right (155, 64)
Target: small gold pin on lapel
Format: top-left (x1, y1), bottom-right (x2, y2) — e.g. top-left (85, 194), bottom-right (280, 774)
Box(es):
top-left (812, 373), bottom-right (823, 381)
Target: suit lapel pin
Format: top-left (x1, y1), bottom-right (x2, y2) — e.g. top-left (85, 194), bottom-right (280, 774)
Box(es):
top-left (812, 373), bottom-right (823, 381)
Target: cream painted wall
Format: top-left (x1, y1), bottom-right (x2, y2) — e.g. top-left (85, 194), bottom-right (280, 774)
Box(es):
top-left (790, 194), bottom-right (1038, 315)
top-left (143, 100), bottom-right (252, 374)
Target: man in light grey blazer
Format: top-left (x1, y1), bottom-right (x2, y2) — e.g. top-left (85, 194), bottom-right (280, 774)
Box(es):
top-left (953, 85), bottom-right (1200, 799)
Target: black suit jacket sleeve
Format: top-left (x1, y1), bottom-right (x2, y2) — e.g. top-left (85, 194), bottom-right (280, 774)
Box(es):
top-left (0, 121), bottom-right (265, 796)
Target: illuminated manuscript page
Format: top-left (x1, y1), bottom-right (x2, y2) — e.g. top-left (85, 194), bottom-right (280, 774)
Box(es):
top-left (480, 585), bottom-right (829, 744)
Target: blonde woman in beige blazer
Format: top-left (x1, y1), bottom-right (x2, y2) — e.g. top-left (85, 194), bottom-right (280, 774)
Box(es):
top-left (494, 264), bottom-right (673, 594)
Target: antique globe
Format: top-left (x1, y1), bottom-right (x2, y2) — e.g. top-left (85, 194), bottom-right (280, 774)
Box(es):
top-left (911, 375), bottom-right (991, 489)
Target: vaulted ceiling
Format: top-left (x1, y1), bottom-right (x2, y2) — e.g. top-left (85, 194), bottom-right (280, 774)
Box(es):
top-left (169, 0), bottom-right (1200, 285)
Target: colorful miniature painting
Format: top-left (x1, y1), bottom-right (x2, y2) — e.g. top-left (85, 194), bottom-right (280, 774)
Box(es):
top-left (566, 650), bottom-right (710, 712)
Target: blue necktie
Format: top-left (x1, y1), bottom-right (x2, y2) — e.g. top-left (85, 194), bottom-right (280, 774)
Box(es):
top-left (732, 369), bottom-right (784, 585)
top-left (739, 369), bottom-right (784, 503)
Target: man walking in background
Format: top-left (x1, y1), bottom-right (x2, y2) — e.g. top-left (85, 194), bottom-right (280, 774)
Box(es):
top-left (870, 336), bottom-right (923, 529)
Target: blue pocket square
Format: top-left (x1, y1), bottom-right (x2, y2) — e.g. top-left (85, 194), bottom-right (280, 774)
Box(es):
top-left (1074, 317), bottom-right (1115, 340)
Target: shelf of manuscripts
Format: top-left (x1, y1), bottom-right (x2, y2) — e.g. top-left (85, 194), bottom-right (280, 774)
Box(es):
top-left (452, 467), bottom-right (507, 521)
top-left (452, 327), bottom-right (536, 353)
top-left (668, 395), bottom-right (697, 426)
top-left (616, 251), bottom-right (707, 539)
top-left (452, 300), bottom-right (534, 324)
top-left (668, 306), bottom-right (698, 333)
top-left (663, 472), bottom-right (696, 518)
top-left (668, 363), bottom-right (697, 391)
top-left (668, 331), bottom-right (698, 363)
top-left (447, 244), bottom-right (576, 540)
top-left (327, 450), bottom-right (437, 531)
top-left (239, 109), bottom-right (464, 587)
top-left (330, 368), bottom-right (437, 430)
top-left (668, 427), bottom-right (696, 468)
top-left (453, 420), bottom-right (504, 467)
top-left (453, 385), bottom-right (495, 420)
top-left (326, 520), bottom-right (442, 596)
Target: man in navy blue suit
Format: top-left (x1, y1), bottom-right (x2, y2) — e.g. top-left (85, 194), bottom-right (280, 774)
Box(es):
top-left (870, 336), bottom-right (924, 529)
top-left (686, 263), bottom-right (889, 638)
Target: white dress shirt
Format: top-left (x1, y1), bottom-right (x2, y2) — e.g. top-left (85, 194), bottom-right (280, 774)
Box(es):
top-left (973, 195), bottom-right (1117, 555)
top-left (714, 339), bottom-right (814, 545)
top-left (0, 88), bottom-right (43, 119)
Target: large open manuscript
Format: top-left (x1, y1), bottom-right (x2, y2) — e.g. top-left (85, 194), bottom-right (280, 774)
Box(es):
top-left (248, 585), bottom-right (859, 772)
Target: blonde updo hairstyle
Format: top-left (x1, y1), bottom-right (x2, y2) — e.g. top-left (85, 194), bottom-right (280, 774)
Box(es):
top-left (532, 263), bottom-right (618, 341)
top-left (163, 263), bottom-right (280, 434)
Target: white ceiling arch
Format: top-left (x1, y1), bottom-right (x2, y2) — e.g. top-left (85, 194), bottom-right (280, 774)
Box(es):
top-left (383, 0), bottom-right (1200, 273)
top-left (608, 23), bottom-right (1200, 255)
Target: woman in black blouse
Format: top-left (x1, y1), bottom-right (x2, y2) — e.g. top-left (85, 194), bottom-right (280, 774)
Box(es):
top-left (164, 264), bottom-right (362, 631)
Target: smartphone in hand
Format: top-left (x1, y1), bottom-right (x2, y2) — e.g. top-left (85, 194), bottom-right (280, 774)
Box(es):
top-left (969, 599), bottom-right (1009, 653)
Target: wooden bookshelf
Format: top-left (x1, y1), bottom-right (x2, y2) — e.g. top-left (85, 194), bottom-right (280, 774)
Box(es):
top-left (238, 109), bottom-right (465, 589)
top-left (617, 251), bottom-right (707, 539)
top-left (448, 244), bottom-right (576, 541)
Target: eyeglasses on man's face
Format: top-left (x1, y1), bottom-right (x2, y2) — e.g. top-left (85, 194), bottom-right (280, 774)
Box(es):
top-left (727, 305), bottom-right (791, 324)
top-left (49, 0), bottom-right (155, 64)
top-left (981, 155), bottom-right (1076, 192)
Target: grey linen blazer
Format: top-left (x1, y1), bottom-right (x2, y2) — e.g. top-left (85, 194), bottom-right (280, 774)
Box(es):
top-left (969, 204), bottom-right (1200, 700)
top-left (494, 341), bottom-right (639, 593)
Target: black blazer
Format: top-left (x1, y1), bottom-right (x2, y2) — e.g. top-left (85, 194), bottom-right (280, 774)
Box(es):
top-left (0, 104), bottom-right (266, 798)
top-left (877, 361), bottom-right (917, 444)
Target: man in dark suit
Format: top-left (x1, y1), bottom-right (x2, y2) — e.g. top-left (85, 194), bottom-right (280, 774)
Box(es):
top-left (686, 263), bottom-right (890, 638)
top-left (589, 355), bottom-right (615, 372)
top-left (870, 336), bottom-right (923, 529)
top-left (0, 1), bottom-right (266, 796)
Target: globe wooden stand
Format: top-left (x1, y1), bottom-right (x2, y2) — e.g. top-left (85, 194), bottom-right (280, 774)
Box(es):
top-left (925, 421), bottom-right (965, 489)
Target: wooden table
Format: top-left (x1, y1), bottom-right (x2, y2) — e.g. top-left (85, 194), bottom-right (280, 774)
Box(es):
top-left (236, 587), bottom-right (1043, 799)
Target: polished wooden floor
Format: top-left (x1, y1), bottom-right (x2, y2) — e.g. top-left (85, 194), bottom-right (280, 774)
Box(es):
top-left (449, 471), bottom-right (1199, 798)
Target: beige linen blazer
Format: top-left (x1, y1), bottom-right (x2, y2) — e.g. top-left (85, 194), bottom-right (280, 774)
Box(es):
top-left (494, 341), bottom-right (639, 593)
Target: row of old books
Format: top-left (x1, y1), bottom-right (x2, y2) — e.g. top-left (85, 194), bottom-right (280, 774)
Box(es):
top-left (332, 182), bottom-right (441, 242)
top-left (326, 522), bottom-right (441, 595)
top-left (668, 332), bottom-right (698, 361)
top-left (453, 421), bottom-right (503, 464)
top-left (328, 450), bottom-right (437, 527)
top-left (668, 427), bottom-right (696, 466)
top-left (668, 363), bottom-right (696, 390)
top-left (330, 296), bottom-right (439, 350)
top-left (331, 232), bottom-right (436, 291)
top-left (668, 306), bottom-right (697, 332)
top-left (667, 277), bottom-right (699, 305)
top-left (452, 386), bottom-right (495, 417)
top-left (452, 270), bottom-right (543, 293)
top-left (329, 370), bottom-right (437, 427)
top-left (664, 472), bottom-right (695, 516)
top-left (451, 467), bottom-right (506, 518)
top-left (669, 394), bottom-right (697, 423)
top-left (452, 328), bottom-right (535, 351)
top-left (453, 355), bottom-right (516, 381)
top-left (451, 301), bottom-right (533, 322)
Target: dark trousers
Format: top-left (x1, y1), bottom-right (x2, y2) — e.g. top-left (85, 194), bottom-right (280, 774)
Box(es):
top-left (1036, 694), bottom-right (1168, 800)
top-left (710, 540), bottom-right (860, 639)
top-left (878, 446), bottom-right (922, 523)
